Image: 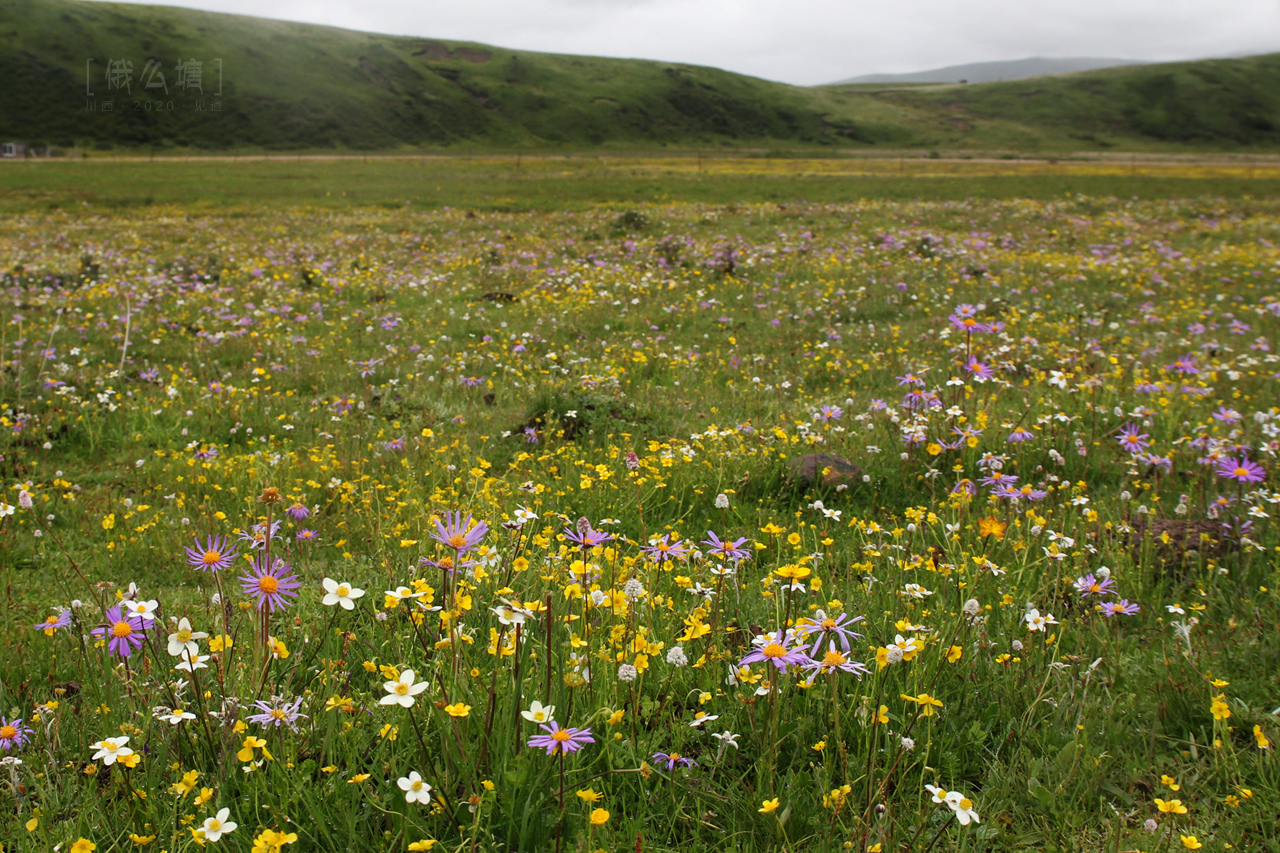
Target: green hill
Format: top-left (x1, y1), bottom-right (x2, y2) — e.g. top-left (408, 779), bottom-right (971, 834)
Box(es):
top-left (2, 0), bottom-right (1280, 152)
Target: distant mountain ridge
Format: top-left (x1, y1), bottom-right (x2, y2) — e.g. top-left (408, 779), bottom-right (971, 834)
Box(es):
top-left (831, 57), bottom-right (1147, 85)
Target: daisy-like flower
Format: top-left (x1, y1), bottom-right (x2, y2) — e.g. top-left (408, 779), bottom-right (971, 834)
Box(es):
top-left (380, 669), bottom-right (428, 707)
top-left (174, 653), bottom-right (211, 672)
top-left (199, 808), bottom-right (237, 842)
top-left (237, 556), bottom-right (301, 612)
top-left (944, 790), bottom-right (980, 825)
top-left (184, 534), bottom-right (238, 573)
top-left (521, 700), bottom-right (555, 724)
top-left (247, 696), bottom-right (308, 730)
top-left (804, 641), bottom-right (871, 677)
top-left (92, 605), bottom-right (147, 658)
top-left (702, 530), bottom-right (752, 562)
top-left (167, 618), bottom-right (208, 659)
top-left (1115, 423), bottom-right (1151, 454)
top-left (33, 609), bottom-right (72, 635)
top-left (651, 751), bottom-right (697, 770)
top-left (527, 721), bottom-right (595, 756)
top-left (1025, 608), bottom-right (1059, 632)
top-left (738, 629), bottom-right (812, 673)
top-left (1073, 573), bottom-right (1116, 597)
top-left (1216, 457), bottom-right (1265, 483)
top-left (321, 578), bottom-right (365, 610)
top-left (397, 771), bottom-right (433, 804)
top-left (491, 598), bottom-right (535, 626)
top-left (430, 511), bottom-right (489, 556)
top-left (1100, 599), bottom-right (1141, 617)
top-left (0, 717), bottom-right (34, 751)
top-left (90, 736), bottom-right (133, 765)
top-left (124, 598), bottom-right (160, 623)
top-left (563, 518), bottom-right (613, 550)
top-left (285, 502), bottom-right (310, 521)
top-left (794, 610), bottom-right (865, 655)
top-left (640, 533), bottom-right (689, 563)
top-left (157, 707), bottom-right (197, 725)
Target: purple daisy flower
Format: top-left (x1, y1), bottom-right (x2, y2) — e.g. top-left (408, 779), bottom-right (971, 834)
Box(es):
top-left (238, 556), bottom-right (302, 612)
top-left (702, 531), bottom-right (752, 562)
top-left (738, 629), bottom-right (812, 673)
top-left (641, 533), bottom-right (690, 563)
top-left (1073, 574), bottom-right (1116, 597)
top-left (184, 534), bottom-right (238, 573)
top-left (285, 502), bottom-right (311, 521)
top-left (795, 610), bottom-right (865, 655)
top-left (1099, 599), bottom-right (1141, 617)
top-left (994, 484), bottom-right (1048, 503)
top-left (237, 519), bottom-right (283, 550)
top-left (563, 517), bottom-right (614, 550)
top-left (526, 721), bottom-right (595, 756)
top-left (430, 511), bottom-right (490, 556)
top-left (33, 608), bottom-right (72, 635)
top-left (92, 605), bottom-right (147, 658)
top-left (651, 751), bottom-right (697, 770)
top-left (0, 717), bottom-right (34, 751)
top-left (1217, 457), bottom-right (1265, 483)
top-left (1115, 423), bottom-right (1151, 455)
top-left (1007, 428), bottom-right (1035, 443)
top-left (247, 696), bottom-right (308, 731)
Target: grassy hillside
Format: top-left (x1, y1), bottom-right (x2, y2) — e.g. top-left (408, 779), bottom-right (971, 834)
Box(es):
top-left (1, 0), bottom-right (1279, 152)
top-left (850, 53), bottom-right (1280, 149)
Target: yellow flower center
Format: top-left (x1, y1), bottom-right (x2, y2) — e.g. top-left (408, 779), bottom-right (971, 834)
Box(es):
top-left (447, 534), bottom-right (468, 549)
top-left (337, 585), bottom-right (349, 596)
top-left (208, 819), bottom-right (222, 831)
top-left (821, 619), bottom-right (836, 630)
top-left (668, 752), bottom-right (681, 761)
top-left (1234, 467), bottom-right (1248, 477)
top-left (396, 683), bottom-right (410, 695)
top-left (959, 798), bottom-right (973, 810)
top-left (0, 725), bottom-right (16, 739)
top-left (177, 629), bottom-right (192, 642)
top-left (258, 576), bottom-right (279, 594)
top-left (761, 642), bottom-right (787, 658)
top-left (112, 621), bottom-right (133, 638)
top-left (552, 729), bottom-right (571, 742)
top-left (411, 780), bottom-right (423, 791)
top-left (202, 550), bottom-right (222, 565)
top-left (821, 651), bottom-right (846, 667)
top-left (106, 742), bottom-right (119, 752)
top-left (45, 616), bottom-right (59, 625)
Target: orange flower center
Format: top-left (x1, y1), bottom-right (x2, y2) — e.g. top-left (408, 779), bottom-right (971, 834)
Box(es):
top-left (258, 576), bottom-right (279, 594)
top-left (112, 621), bottom-right (133, 638)
top-left (202, 550), bottom-right (222, 565)
top-left (761, 642), bottom-right (787, 658)
top-left (552, 729), bottom-right (572, 742)
top-left (0, 725), bottom-right (16, 739)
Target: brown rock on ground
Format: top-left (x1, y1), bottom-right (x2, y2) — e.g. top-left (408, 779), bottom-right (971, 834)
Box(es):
top-left (786, 453), bottom-right (863, 489)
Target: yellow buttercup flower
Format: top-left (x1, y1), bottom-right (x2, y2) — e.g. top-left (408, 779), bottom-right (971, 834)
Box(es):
top-left (443, 702), bottom-right (472, 718)
top-left (589, 808), bottom-right (610, 825)
top-left (758, 798), bottom-right (780, 814)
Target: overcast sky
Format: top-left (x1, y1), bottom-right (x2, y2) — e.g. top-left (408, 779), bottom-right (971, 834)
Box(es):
top-left (99, 0), bottom-right (1280, 85)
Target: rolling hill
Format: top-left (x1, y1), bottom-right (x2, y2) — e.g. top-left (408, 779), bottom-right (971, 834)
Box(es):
top-left (1, 0), bottom-right (1279, 152)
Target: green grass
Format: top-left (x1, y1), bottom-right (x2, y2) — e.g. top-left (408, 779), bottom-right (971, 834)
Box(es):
top-left (2, 155), bottom-right (1280, 213)
top-left (0, 172), bottom-right (1278, 852)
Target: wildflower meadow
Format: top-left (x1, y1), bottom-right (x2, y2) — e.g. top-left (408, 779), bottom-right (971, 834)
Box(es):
top-left (1, 192), bottom-right (1278, 852)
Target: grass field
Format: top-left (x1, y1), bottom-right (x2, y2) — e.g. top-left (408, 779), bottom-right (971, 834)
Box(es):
top-left (0, 163), bottom-right (1278, 853)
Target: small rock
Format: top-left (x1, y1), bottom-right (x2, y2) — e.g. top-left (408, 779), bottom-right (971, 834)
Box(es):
top-left (786, 453), bottom-right (862, 489)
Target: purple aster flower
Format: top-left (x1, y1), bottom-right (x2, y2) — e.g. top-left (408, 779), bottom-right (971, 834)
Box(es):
top-left (896, 373), bottom-right (925, 388)
top-left (815, 405), bottom-right (844, 423)
top-left (92, 605), bottom-right (147, 658)
top-left (1115, 423), bottom-right (1151, 455)
top-left (237, 519), bottom-right (283, 551)
top-left (802, 641), bottom-right (872, 677)
top-left (950, 479), bottom-right (977, 496)
top-left (1007, 428), bottom-right (1035, 443)
top-left (702, 531), bottom-right (752, 562)
top-left (1073, 574), bottom-right (1116, 597)
top-left (184, 534), bottom-right (238, 572)
top-left (641, 533), bottom-right (690, 563)
top-left (431, 511), bottom-right (490, 556)
top-left (1212, 407), bottom-right (1242, 424)
top-left (1217, 457), bottom-right (1265, 483)
top-left (33, 608), bottom-right (72, 635)
top-left (795, 610), bottom-right (865, 655)
top-left (285, 502), bottom-right (311, 521)
top-left (651, 751), bottom-right (697, 770)
top-left (247, 696), bottom-right (308, 731)
top-left (949, 314), bottom-right (990, 333)
top-left (238, 556), bottom-right (302, 612)
top-left (0, 717), bottom-right (34, 751)
top-left (526, 721), bottom-right (595, 756)
top-left (1166, 354), bottom-right (1200, 375)
top-left (384, 436), bottom-right (407, 452)
top-left (994, 484), bottom-right (1048, 503)
top-left (965, 357), bottom-right (994, 380)
top-left (296, 528), bottom-right (319, 542)
top-left (977, 471), bottom-right (1018, 488)
top-left (563, 517), bottom-right (613, 550)
top-left (1099, 599), bottom-right (1140, 617)
top-left (738, 629), bottom-right (812, 673)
